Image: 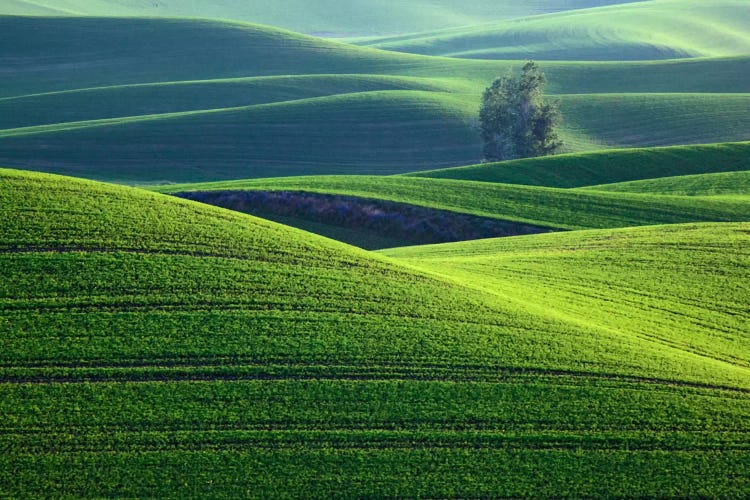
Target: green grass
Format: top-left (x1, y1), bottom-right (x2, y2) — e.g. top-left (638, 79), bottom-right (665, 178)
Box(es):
top-left (3, 15), bottom-right (750, 182)
top-left (2, 167), bottom-right (750, 496)
top-left (155, 175), bottom-right (750, 230)
top-left (584, 170), bottom-right (750, 196)
top-left (381, 222), bottom-right (750, 372)
top-left (358, 0), bottom-right (750, 60)
top-left (3, 89), bottom-right (749, 182)
top-left (411, 142), bottom-right (750, 188)
top-left (0, 0), bottom-right (641, 36)
top-left (558, 93), bottom-right (750, 149)
top-left (5, 15), bottom-right (750, 98)
top-left (0, 74), bottom-right (472, 130)
top-left (0, 91), bottom-right (480, 182)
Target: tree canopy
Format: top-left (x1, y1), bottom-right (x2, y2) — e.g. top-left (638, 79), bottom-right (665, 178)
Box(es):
top-left (480, 61), bottom-right (563, 162)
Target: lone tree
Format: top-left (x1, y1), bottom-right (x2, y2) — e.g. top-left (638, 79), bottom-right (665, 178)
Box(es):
top-left (479, 61), bottom-right (562, 162)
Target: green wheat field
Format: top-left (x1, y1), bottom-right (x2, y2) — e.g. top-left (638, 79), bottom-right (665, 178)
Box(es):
top-left (1, 0), bottom-right (749, 497)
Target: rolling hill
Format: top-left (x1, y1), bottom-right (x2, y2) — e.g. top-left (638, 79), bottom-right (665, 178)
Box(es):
top-left (357, 0), bottom-right (750, 60)
top-left (0, 0), bottom-right (643, 36)
top-left (0, 91), bottom-right (481, 182)
top-left (381, 223), bottom-right (750, 371)
top-left (4, 15), bottom-right (750, 99)
top-left (2, 167), bottom-right (749, 497)
top-left (410, 142), bottom-right (750, 188)
top-left (2, 15), bottom-right (750, 183)
top-left (155, 175), bottom-right (750, 231)
top-left (585, 171), bottom-right (750, 196)
top-left (0, 75), bottom-right (472, 130)
top-left (2, 90), bottom-right (749, 182)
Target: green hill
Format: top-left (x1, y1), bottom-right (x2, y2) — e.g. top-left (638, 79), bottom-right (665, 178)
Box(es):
top-left (584, 170), bottom-right (750, 196)
top-left (381, 222), bottom-right (750, 372)
top-left (0, 75), bottom-right (471, 130)
top-left (4, 16), bottom-right (750, 98)
top-left (0, 91), bottom-right (480, 182)
top-left (155, 175), bottom-right (750, 231)
top-left (358, 0), bottom-right (750, 60)
top-left (2, 167), bottom-right (749, 497)
top-left (3, 90), bottom-right (749, 181)
top-left (558, 93), bottom-right (750, 150)
top-left (411, 142), bottom-right (750, 188)
top-left (0, 0), bottom-right (641, 36)
top-left (3, 16), bottom-right (750, 182)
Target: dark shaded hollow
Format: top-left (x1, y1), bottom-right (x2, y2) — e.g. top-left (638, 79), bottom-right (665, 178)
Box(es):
top-left (176, 190), bottom-right (555, 249)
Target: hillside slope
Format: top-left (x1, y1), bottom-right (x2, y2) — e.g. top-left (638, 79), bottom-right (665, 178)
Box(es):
top-left (2, 167), bottom-right (750, 496)
top-left (584, 171), bottom-right (750, 196)
top-left (4, 16), bottom-right (750, 98)
top-left (156, 175), bottom-right (750, 230)
top-left (358, 0), bottom-right (750, 60)
top-left (0, 92), bottom-right (479, 182)
top-left (0, 0), bottom-right (642, 35)
top-left (381, 223), bottom-right (750, 371)
top-left (411, 142), bottom-right (750, 188)
top-left (3, 16), bottom-right (750, 182)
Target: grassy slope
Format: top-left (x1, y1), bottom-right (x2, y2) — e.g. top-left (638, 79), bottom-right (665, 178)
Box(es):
top-left (411, 142), bottom-right (750, 188)
top-left (558, 93), bottom-right (750, 150)
top-left (584, 170), bottom-right (750, 196)
top-left (358, 0), bottom-right (750, 60)
top-left (381, 223), bottom-right (750, 373)
top-left (0, 75), bottom-right (473, 130)
top-left (2, 167), bottom-right (750, 496)
top-left (2, 16), bottom-right (750, 182)
top-left (155, 175), bottom-right (750, 231)
top-left (0, 0), bottom-right (641, 35)
top-left (3, 90), bottom-right (748, 172)
top-left (4, 15), bottom-right (750, 98)
top-left (0, 92), bottom-right (479, 182)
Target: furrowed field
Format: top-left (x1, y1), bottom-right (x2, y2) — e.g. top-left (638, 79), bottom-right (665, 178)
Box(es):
top-left (1, 169), bottom-right (750, 497)
top-left (1, 0), bottom-right (750, 496)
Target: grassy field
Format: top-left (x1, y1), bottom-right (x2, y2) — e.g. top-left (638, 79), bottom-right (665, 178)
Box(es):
top-left (411, 141), bottom-right (750, 188)
top-left (381, 222), bottom-right (750, 371)
top-left (0, 0), bottom-right (641, 35)
top-left (585, 171), bottom-right (750, 196)
top-left (5, 16), bottom-right (750, 98)
top-left (557, 93), bottom-right (750, 149)
top-left (3, 1), bottom-right (750, 496)
top-left (357, 0), bottom-right (750, 60)
top-left (2, 91), bottom-right (749, 182)
top-left (2, 15), bottom-right (750, 182)
top-left (2, 167), bottom-right (749, 497)
top-left (0, 92), bottom-right (480, 182)
top-left (155, 175), bottom-right (750, 231)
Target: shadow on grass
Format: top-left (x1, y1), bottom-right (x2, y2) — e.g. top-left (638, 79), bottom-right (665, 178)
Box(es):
top-left (177, 190), bottom-right (554, 249)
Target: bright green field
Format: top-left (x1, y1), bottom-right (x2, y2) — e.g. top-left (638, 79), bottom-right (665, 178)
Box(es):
top-left (381, 222), bottom-right (750, 371)
top-left (358, 0), bottom-right (750, 60)
top-left (2, 168), bottom-right (749, 497)
top-left (155, 175), bottom-right (750, 231)
top-left (585, 170), bottom-right (750, 196)
top-left (0, 0), bottom-right (640, 35)
top-left (2, 15), bottom-right (750, 182)
top-left (411, 142), bottom-right (750, 188)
